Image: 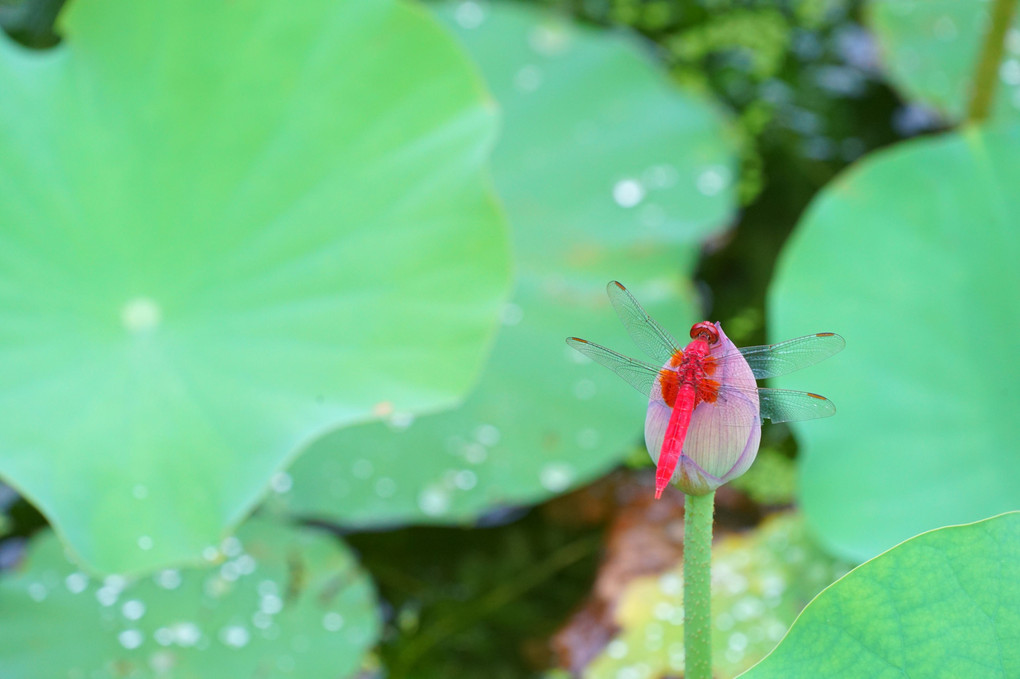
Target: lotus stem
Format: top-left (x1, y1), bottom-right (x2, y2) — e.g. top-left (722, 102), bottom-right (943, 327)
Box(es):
top-left (684, 490), bottom-right (715, 679)
top-left (966, 0), bottom-right (1019, 122)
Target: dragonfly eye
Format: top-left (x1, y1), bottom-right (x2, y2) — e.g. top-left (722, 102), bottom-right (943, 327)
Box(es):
top-left (690, 321), bottom-right (719, 344)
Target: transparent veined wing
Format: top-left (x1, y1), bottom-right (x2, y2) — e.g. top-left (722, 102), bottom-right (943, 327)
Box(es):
top-left (605, 281), bottom-right (683, 365)
top-left (714, 332), bottom-right (845, 380)
top-left (565, 337), bottom-right (661, 398)
top-left (714, 385), bottom-right (836, 423)
top-left (570, 337), bottom-right (838, 425)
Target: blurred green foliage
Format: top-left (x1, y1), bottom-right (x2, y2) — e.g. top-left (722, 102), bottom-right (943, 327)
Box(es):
top-left (0, 0), bottom-right (62, 47)
top-left (869, 0), bottom-right (1020, 122)
top-left (0, 520), bottom-right (381, 678)
top-left (0, 0), bottom-right (510, 574)
top-left (772, 123), bottom-right (1020, 562)
top-left (556, 0), bottom-right (891, 203)
top-left (285, 0), bottom-right (737, 530)
top-left (350, 514), bottom-right (603, 679)
top-left (728, 446), bottom-right (796, 506)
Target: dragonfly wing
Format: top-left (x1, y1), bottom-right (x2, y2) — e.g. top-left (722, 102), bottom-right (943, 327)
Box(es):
top-left (754, 387), bottom-right (836, 423)
top-left (566, 337), bottom-right (661, 398)
top-left (606, 281), bottom-right (683, 365)
top-left (715, 333), bottom-right (846, 380)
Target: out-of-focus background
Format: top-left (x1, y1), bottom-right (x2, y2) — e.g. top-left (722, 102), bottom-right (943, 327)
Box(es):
top-left (1, 0), bottom-right (1018, 677)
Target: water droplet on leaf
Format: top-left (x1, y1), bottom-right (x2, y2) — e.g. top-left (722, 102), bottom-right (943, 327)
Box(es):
top-left (270, 472), bottom-right (293, 494)
top-left (352, 459), bottom-right (374, 479)
top-left (514, 64), bottom-right (543, 92)
top-left (220, 625), bottom-right (250, 648)
top-left (170, 622), bottom-right (201, 647)
top-left (1000, 59), bottom-right (1020, 86)
top-left (500, 302), bottom-right (523, 326)
top-left (539, 463), bottom-right (574, 492)
top-left (463, 442), bottom-right (487, 464)
top-left (122, 599), bottom-right (146, 621)
top-left (121, 297), bottom-right (161, 333)
top-left (118, 629), bottom-right (143, 650)
top-left (528, 24), bottom-right (570, 55)
top-left (613, 178), bottom-right (645, 207)
top-left (234, 556), bottom-right (256, 575)
top-left (454, 470), bottom-right (477, 490)
top-left (65, 572), bottom-right (88, 594)
top-left (454, 1), bottom-right (485, 29)
top-left (643, 164), bottom-right (679, 189)
top-left (388, 412), bottom-right (415, 430)
top-left (696, 166), bottom-right (730, 196)
top-left (260, 593), bottom-right (283, 616)
top-left (418, 486), bottom-right (451, 516)
top-left (323, 612), bottom-right (344, 632)
top-left (474, 424), bottom-right (500, 447)
top-left (375, 477), bottom-right (397, 497)
top-left (155, 570), bottom-right (182, 590)
top-left (27, 582), bottom-right (47, 602)
top-left (606, 638), bottom-right (629, 659)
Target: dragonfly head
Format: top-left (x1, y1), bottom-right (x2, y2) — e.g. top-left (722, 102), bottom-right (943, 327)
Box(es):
top-left (689, 321), bottom-right (720, 345)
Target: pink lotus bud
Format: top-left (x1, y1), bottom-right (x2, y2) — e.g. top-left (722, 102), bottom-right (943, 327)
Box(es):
top-left (644, 322), bottom-right (761, 496)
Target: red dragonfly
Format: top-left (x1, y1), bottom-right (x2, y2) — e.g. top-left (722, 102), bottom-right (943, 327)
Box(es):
top-left (567, 281), bottom-right (844, 498)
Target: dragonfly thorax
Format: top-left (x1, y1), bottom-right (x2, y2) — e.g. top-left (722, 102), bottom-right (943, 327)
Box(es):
top-left (678, 341), bottom-right (717, 381)
top-left (659, 340), bottom-right (720, 408)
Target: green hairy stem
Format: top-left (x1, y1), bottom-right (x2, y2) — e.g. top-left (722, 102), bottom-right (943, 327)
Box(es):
top-left (684, 491), bottom-right (715, 679)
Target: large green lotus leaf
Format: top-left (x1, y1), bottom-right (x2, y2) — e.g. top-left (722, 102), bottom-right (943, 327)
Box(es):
top-left (743, 512), bottom-right (1020, 678)
top-left (0, 519), bottom-right (380, 679)
top-left (282, 1), bottom-right (736, 524)
top-left (0, 0), bottom-right (509, 573)
top-left (586, 513), bottom-right (851, 679)
top-left (769, 124), bottom-right (1020, 561)
top-left (868, 0), bottom-right (1020, 121)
